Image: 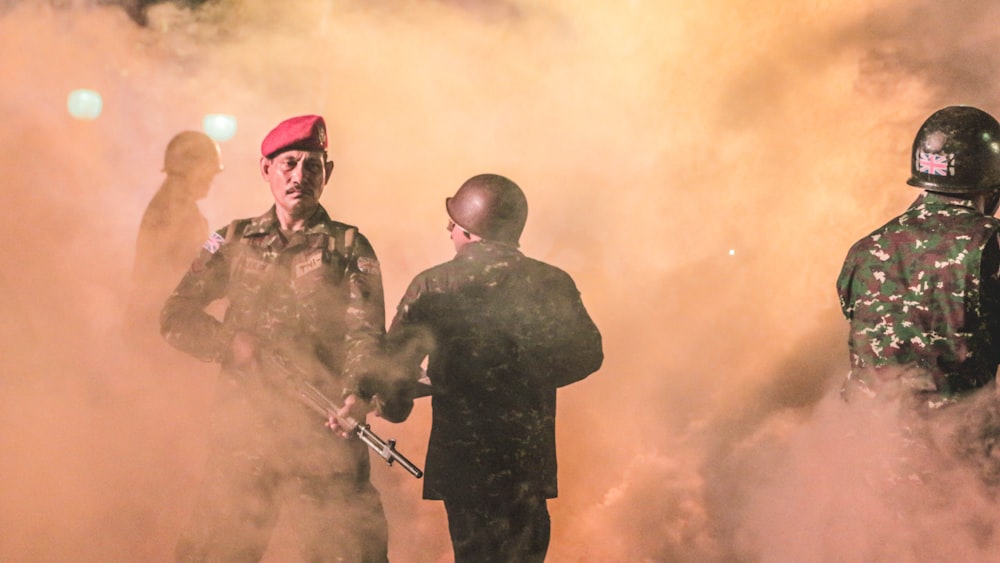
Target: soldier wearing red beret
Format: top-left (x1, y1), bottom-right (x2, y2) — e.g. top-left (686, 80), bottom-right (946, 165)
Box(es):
top-left (162, 115), bottom-right (392, 562)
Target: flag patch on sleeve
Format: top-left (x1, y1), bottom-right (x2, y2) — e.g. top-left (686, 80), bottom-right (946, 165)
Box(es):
top-left (202, 232), bottom-right (225, 254)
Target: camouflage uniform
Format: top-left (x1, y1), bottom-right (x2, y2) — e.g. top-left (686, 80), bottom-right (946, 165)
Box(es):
top-left (162, 204), bottom-right (389, 562)
top-left (385, 240), bottom-right (603, 562)
top-left (837, 192), bottom-right (1000, 399)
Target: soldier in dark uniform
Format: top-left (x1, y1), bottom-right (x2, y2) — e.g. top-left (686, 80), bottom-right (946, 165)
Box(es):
top-left (126, 131), bottom-right (222, 355)
top-left (161, 115), bottom-right (391, 562)
top-left (838, 105), bottom-right (1000, 408)
top-left (381, 174), bottom-right (604, 562)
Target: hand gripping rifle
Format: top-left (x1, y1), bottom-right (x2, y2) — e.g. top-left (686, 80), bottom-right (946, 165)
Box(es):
top-left (297, 380), bottom-right (424, 479)
top-left (269, 348), bottom-right (423, 479)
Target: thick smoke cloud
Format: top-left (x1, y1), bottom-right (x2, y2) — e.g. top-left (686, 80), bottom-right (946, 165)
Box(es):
top-left (5, 0), bottom-right (1000, 561)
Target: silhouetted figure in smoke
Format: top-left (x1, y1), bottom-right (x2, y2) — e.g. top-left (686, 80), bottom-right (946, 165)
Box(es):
top-left (162, 115), bottom-right (393, 562)
top-left (838, 105), bottom-right (1000, 406)
top-left (381, 174), bottom-right (604, 562)
top-left (125, 131), bottom-right (221, 356)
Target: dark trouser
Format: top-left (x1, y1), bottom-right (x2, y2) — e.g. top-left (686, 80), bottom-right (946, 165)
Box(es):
top-left (175, 449), bottom-right (388, 563)
top-left (443, 492), bottom-right (550, 563)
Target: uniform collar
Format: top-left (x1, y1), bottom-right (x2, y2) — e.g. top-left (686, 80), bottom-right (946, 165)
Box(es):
top-left (243, 205), bottom-right (335, 237)
top-left (456, 240), bottom-right (523, 260)
top-left (917, 191), bottom-right (979, 210)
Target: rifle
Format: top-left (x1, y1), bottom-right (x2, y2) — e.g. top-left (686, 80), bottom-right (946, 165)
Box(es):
top-left (269, 348), bottom-right (423, 479)
top-left (297, 379), bottom-right (424, 479)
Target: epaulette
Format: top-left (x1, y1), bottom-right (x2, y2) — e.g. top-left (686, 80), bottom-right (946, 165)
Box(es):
top-left (224, 218), bottom-right (253, 243)
top-left (326, 222), bottom-right (358, 259)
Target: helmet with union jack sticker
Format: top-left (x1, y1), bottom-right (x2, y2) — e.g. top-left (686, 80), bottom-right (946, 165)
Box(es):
top-left (907, 105), bottom-right (1000, 194)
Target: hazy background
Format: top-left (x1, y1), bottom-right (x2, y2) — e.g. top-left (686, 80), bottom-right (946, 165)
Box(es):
top-left (4, 0), bottom-right (1000, 561)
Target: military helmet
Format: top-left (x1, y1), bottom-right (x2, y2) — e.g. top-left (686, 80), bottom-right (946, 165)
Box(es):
top-left (446, 174), bottom-right (528, 246)
top-left (163, 131), bottom-right (223, 175)
top-left (907, 105), bottom-right (1000, 194)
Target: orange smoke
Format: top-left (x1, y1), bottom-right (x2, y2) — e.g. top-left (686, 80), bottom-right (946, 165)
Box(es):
top-left (4, 1), bottom-right (1000, 561)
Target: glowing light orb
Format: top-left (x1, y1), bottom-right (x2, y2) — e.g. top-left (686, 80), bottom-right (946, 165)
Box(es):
top-left (729, 249), bottom-right (736, 256)
top-left (203, 114), bottom-right (238, 142)
top-left (67, 89), bottom-right (103, 120)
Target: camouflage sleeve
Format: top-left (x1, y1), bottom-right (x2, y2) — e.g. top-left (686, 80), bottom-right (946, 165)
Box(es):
top-left (836, 244), bottom-right (862, 319)
top-left (526, 268), bottom-right (604, 388)
top-left (384, 275), bottom-right (436, 371)
top-left (340, 232), bottom-right (388, 398)
top-left (387, 276), bottom-right (425, 336)
top-left (159, 226), bottom-right (233, 362)
top-left (365, 275), bottom-right (435, 422)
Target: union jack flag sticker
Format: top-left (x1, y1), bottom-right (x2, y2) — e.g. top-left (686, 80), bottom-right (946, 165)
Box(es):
top-left (916, 150), bottom-right (951, 176)
top-left (202, 232), bottom-right (225, 254)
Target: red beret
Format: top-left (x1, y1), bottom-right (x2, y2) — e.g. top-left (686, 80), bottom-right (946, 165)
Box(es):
top-left (260, 115), bottom-right (328, 157)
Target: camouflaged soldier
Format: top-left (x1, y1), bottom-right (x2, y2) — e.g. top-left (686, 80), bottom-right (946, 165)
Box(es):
top-left (382, 174), bottom-right (604, 563)
top-left (161, 115), bottom-right (391, 562)
top-left (838, 106), bottom-right (1000, 407)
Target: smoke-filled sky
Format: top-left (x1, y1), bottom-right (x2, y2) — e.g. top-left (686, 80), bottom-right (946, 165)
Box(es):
top-left (5, 0), bottom-right (1000, 561)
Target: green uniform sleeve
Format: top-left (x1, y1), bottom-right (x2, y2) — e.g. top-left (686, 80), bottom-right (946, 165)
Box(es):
top-left (160, 226), bottom-right (234, 363)
top-left (340, 232), bottom-right (388, 398)
top-left (525, 269), bottom-right (604, 388)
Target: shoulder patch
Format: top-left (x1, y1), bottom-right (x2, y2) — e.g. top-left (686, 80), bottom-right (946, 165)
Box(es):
top-left (357, 256), bottom-right (379, 275)
top-left (202, 232), bottom-right (225, 254)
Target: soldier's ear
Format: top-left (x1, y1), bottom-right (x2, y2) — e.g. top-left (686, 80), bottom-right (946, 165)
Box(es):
top-left (324, 159), bottom-right (335, 184)
top-left (260, 156), bottom-right (272, 180)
